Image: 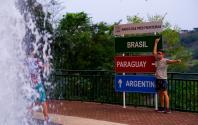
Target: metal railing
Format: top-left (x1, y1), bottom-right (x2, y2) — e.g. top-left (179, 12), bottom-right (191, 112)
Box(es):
top-left (47, 70), bottom-right (198, 112)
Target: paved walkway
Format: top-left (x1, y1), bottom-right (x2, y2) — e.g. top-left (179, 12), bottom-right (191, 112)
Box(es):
top-left (35, 100), bottom-right (198, 125)
top-left (34, 112), bottom-right (127, 125)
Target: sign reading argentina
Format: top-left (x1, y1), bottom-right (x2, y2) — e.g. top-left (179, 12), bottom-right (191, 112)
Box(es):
top-left (115, 75), bottom-right (156, 93)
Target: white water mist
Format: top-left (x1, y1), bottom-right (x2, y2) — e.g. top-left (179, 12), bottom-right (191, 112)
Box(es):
top-left (0, 0), bottom-right (53, 124)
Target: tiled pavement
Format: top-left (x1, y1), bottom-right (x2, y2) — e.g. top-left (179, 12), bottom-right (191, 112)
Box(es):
top-left (34, 112), bottom-right (127, 125)
top-left (37, 100), bottom-right (198, 125)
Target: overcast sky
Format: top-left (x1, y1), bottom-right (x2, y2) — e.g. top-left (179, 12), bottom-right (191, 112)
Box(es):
top-left (60, 0), bottom-right (198, 30)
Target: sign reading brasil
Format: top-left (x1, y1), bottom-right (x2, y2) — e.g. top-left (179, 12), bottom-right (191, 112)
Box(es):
top-left (115, 55), bottom-right (156, 73)
top-left (115, 35), bottom-right (162, 53)
top-left (113, 21), bottom-right (162, 36)
top-left (115, 75), bottom-right (156, 93)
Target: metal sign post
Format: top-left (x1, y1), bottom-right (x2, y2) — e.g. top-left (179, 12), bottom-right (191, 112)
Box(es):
top-left (122, 52), bottom-right (126, 108)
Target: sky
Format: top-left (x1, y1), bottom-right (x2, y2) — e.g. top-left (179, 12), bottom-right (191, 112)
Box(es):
top-left (60, 0), bottom-right (198, 30)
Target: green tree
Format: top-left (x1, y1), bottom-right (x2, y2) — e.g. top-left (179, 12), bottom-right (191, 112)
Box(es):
top-left (127, 15), bottom-right (144, 24)
top-left (53, 12), bottom-right (92, 69)
top-left (91, 22), bottom-right (114, 70)
top-left (53, 12), bottom-right (114, 70)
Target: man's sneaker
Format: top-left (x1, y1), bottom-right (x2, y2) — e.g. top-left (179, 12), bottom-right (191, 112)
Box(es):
top-left (165, 108), bottom-right (171, 114)
top-left (47, 118), bottom-right (51, 123)
top-left (157, 107), bottom-right (165, 113)
top-left (43, 121), bottom-right (48, 125)
top-left (44, 117), bottom-right (51, 125)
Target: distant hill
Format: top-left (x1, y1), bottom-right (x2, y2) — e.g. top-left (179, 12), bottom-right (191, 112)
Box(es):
top-left (180, 28), bottom-right (198, 73)
top-left (180, 29), bottom-right (198, 59)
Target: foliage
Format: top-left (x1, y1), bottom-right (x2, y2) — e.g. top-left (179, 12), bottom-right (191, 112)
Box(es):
top-left (181, 31), bottom-right (198, 59)
top-left (53, 12), bottom-right (114, 70)
top-left (179, 30), bottom-right (198, 73)
top-left (127, 15), bottom-right (144, 24)
top-left (162, 28), bottom-right (192, 72)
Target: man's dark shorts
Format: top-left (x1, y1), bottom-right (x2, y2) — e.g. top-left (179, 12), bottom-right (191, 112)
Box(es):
top-left (156, 79), bottom-right (168, 91)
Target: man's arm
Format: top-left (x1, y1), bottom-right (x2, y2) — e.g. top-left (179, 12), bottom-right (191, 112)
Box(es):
top-left (38, 61), bottom-right (49, 68)
top-left (167, 59), bottom-right (181, 64)
top-left (153, 38), bottom-right (160, 58)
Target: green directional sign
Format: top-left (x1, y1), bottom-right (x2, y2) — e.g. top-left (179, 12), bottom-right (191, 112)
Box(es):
top-left (115, 35), bottom-right (162, 53)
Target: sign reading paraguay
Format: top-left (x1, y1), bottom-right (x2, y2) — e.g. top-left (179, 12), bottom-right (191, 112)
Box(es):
top-left (113, 21), bottom-right (162, 36)
top-left (115, 35), bottom-right (162, 53)
top-left (115, 75), bottom-right (156, 93)
top-left (115, 56), bottom-right (156, 73)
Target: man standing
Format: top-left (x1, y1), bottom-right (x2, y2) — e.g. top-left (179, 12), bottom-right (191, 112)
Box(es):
top-left (153, 38), bottom-right (181, 113)
top-left (26, 52), bottom-right (50, 124)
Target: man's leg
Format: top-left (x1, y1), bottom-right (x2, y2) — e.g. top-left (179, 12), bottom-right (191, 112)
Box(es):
top-left (163, 90), bottom-right (171, 113)
top-left (157, 91), bottom-right (165, 112)
top-left (164, 90), bottom-right (170, 109)
top-left (36, 83), bottom-right (50, 121)
top-left (159, 91), bottom-right (165, 108)
top-left (42, 102), bottom-right (49, 121)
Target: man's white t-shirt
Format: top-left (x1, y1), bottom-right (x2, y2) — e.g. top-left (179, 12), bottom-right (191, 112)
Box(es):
top-left (156, 58), bottom-right (169, 79)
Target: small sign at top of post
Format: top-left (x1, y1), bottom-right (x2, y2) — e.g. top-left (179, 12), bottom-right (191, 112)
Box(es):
top-left (114, 21), bottom-right (162, 36)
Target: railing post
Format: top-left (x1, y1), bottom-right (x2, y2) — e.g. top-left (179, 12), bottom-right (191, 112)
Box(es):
top-left (122, 52), bottom-right (126, 108)
top-left (123, 91), bottom-right (126, 108)
top-left (155, 93), bottom-right (158, 110)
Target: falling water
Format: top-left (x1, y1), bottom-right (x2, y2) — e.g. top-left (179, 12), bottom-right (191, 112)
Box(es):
top-left (0, 0), bottom-right (53, 124)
